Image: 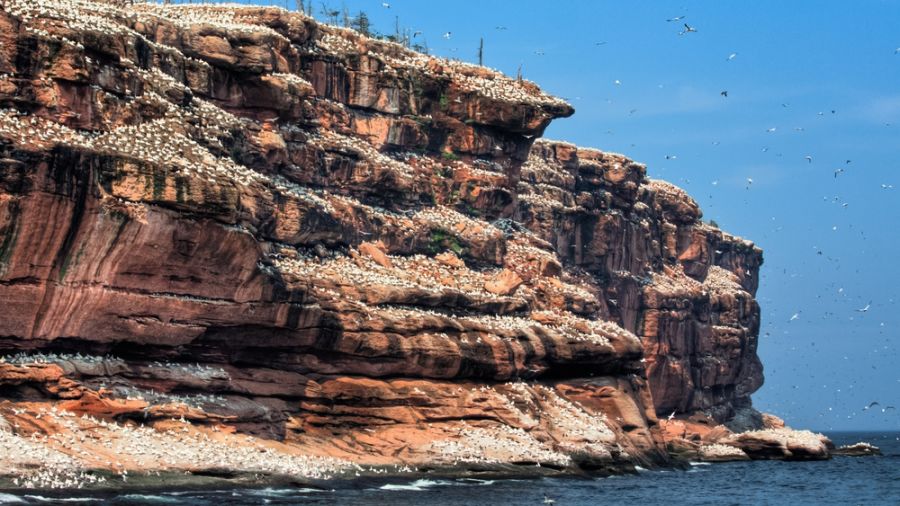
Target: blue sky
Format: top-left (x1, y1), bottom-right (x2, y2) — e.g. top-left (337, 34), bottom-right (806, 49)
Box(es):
top-left (251, 0), bottom-right (900, 431)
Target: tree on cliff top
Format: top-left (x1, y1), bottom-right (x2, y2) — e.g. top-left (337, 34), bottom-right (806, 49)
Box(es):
top-left (351, 11), bottom-right (370, 37)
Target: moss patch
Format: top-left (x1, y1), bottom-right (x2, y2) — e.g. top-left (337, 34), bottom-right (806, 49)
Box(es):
top-left (429, 228), bottom-right (465, 256)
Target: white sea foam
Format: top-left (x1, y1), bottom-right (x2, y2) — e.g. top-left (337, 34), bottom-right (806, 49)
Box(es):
top-left (115, 495), bottom-right (179, 503)
top-left (455, 478), bottom-right (495, 486)
top-left (379, 479), bottom-right (449, 491)
top-left (21, 497), bottom-right (95, 503)
top-left (246, 487), bottom-right (324, 496)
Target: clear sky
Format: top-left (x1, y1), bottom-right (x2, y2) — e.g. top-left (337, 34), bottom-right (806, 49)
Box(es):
top-left (238, 0), bottom-right (899, 431)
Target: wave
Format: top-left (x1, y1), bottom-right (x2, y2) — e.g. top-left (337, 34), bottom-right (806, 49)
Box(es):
top-left (21, 496), bottom-right (96, 503)
top-left (454, 478), bottom-right (495, 486)
top-left (379, 479), bottom-right (452, 491)
top-left (0, 494), bottom-right (25, 504)
top-left (115, 494), bottom-right (180, 503)
top-left (689, 462), bottom-right (712, 466)
top-left (244, 487), bottom-right (325, 497)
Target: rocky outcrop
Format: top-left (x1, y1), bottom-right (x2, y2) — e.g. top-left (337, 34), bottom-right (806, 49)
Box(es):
top-left (0, 0), bottom-right (797, 489)
top-left (658, 412), bottom-right (839, 462)
top-left (832, 442), bottom-right (882, 457)
top-left (721, 429), bottom-right (831, 461)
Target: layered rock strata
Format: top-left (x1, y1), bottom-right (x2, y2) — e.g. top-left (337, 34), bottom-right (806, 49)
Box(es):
top-left (0, 0), bottom-right (824, 489)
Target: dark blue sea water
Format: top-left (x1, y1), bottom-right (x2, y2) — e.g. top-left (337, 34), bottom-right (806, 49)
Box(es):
top-left (1, 432), bottom-right (897, 505)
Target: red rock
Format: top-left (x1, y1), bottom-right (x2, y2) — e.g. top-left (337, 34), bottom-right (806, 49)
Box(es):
top-left (0, 0), bottom-right (786, 483)
top-left (483, 269), bottom-right (524, 295)
top-left (358, 241), bottom-right (393, 268)
top-left (435, 251), bottom-right (465, 268)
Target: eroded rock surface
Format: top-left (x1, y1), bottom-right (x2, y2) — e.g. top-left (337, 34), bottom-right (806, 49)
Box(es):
top-left (0, 0), bottom-right (793, 487)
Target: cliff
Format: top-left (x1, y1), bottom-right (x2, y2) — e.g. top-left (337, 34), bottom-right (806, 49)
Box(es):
top-left (0, 0), bottom-right (823, 490)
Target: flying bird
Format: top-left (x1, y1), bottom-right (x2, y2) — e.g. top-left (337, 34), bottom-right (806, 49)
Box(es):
top-left (667, 15), bottom-right (686, 22)
top-left (442, 32), bottom-right (451, 39)
top-left (883, 406), bottom-right (896, 412)
top-left (856, 302), bottom-right (871, 313)
top-left (381, 2), bottom-right (390, 7)
top-left (727, 52), bottom-right (738, 61)
top-left (679, 23), bottom-right (698, 35)
top-left (766, 127), bottom-right (777, 132)
top-left (595, 41), bottom-right (608, 46)
top-left (746, 177), bottom-right (754, 189)
top-left (495, 25), bottom-right (508, 30)
top-left (863, 401), bottom-right (880, 410)
top-left (805, 155), bottom-right (813, 163)
top-left (789, 312), bottom-right (800, 322)
top-left (667, 410), bottom-right (676, 421)
top-left (834, 168), bottom-right (845, 178)
top-left (720, 90), bottom-right (728, 97)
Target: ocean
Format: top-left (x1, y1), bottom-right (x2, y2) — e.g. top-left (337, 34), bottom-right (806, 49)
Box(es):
top-left (1, 432), bottom-right (897, 505)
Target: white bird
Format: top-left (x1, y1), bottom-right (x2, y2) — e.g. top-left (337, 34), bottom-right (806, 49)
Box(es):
top-left (543, 496), bottom-right (556, 505)
top-left (667, 15), bottom-right (686, 22)
top-left (863, 401), bottom-right (880, 410)
top-left (805, 155), bottom-right (813, 163)
top-left (727, 52), bottom-right (738, 61)
top-left (881, 183), bottom-right (894, 189)
top-left (667, 410), bottom-right (676, 421)
top-left (766, 127), bottom-right (777, 132)
top-left (381, 2), bottom-right (390, 7)
top-left (856, 302), bottom-right (871, 313)
top-left (442, 32), bottom-right (451, 39)
top-left (614, 79), bottom-right (621, 85)
top-left (789, 312), bottom-right (800, 322)
top-left (679, 23), bottom-right (697, 35)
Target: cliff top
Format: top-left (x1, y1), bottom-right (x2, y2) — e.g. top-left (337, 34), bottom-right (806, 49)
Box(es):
top-left (3, 0), bottom-right (572, 110)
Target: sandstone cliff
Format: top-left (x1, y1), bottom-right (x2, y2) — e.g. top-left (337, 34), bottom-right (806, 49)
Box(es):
top-left (0, 0), bottom-right (812, 489)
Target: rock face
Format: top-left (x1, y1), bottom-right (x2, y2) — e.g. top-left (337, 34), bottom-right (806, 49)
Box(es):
top-left (0, 0), bottom-right (780, 486)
